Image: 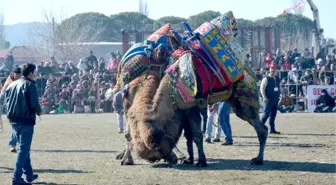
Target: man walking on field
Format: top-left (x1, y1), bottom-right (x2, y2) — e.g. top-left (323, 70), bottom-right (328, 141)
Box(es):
top-left (6, 63), bottom-right (41, 185)
top-left (0, 66), bottom-right (22, 153)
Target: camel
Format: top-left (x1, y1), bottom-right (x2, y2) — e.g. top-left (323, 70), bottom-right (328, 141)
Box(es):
top-left (114, 24), bottom-right (201, 165)
top-left (120, 11), bottom-right (267, 166)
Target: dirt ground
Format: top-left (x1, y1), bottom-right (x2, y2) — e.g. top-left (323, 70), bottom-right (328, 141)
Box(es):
top-left (0, 113), bottom-right (335, 185)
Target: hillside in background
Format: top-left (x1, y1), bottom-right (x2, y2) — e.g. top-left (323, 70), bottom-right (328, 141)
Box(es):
top-left (4, 22), bottom-right (48, 46)
top-left (4, 12), bottom-right (314, 46)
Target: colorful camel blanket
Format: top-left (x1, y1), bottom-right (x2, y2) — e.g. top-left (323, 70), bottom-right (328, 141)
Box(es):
top-left (167, 50), bottom-right (259, 108)
top-left (117, 24), bottom-right (174, 86)
top-left (120, 55), bottom-right (151, 85)
top-left (235, 71), bottom-right (260, 108)
top-left (166, 52), bottom-right (197, 103)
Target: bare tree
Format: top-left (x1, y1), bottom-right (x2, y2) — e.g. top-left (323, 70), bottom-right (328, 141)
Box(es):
top-left (23, 9), bottom-right (106, 62)
top-left (280, 30), bottom-right (312, 53)
top-left (139, 0), bottom-right (149, 17)
top-left (0, 13), bottom-right (5, 49)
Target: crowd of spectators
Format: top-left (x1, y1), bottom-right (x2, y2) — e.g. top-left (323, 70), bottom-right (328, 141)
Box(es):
top-left (254, 47), bottom-right (336, 111)
top-left (1, 47), bottom-right (335, 114)
top-left (1, 50), bottom-right (122, 114)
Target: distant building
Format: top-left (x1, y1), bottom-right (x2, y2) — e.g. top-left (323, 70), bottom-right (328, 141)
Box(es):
top-left (0, 46), bottom-right (43, 66)
top-left (56, 42), bottom-right (124, 62)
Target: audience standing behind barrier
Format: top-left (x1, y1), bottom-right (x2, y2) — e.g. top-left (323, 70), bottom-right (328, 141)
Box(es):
top-left (0, 48), bottom-right (335, 114)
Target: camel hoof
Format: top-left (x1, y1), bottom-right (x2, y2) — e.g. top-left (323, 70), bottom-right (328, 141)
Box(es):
top-left (181, 158), bottom-right (194, 165)
top-left (195, 159), bottom-right (207, 167)
top-left (121, 160), bottom-right (134, 165)
top-left (251, 157), bottom-right (264, 165)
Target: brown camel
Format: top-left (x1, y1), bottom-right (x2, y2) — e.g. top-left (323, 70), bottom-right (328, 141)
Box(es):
top-left (142, 51), bottom-right (267, 166)
top-left (120, 11), bottom-right (267, 166)
top-left (113, 24), bottom-right (192, 165)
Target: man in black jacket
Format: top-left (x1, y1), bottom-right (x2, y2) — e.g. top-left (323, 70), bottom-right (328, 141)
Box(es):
top-left (6, 63), bottom-right (41, 185)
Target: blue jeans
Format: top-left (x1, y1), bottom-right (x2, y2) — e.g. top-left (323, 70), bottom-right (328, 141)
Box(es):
top-left (278, 106), bottom-right (294, 113)
top-left (261, 101), bottom-right (278, 132)
top-left (218, 103), bottom-right (233, 143)
top-left (9, 128), bottom-right (17, 147)
top-left (11, 123), bottom-right (35, 182)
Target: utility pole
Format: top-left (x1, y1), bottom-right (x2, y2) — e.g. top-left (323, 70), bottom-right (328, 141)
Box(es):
top-left (52, 17), bottom-right (55, 57)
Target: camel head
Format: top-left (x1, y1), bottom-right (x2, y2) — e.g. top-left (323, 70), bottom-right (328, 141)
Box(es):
top-left (210, 11), bottom-right (238, 39)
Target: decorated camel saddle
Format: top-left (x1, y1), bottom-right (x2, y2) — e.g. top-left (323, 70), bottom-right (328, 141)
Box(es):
top-left (116, 24), bottom-right (183, 87)
top-left (166, 11), bottom-right (259, 108)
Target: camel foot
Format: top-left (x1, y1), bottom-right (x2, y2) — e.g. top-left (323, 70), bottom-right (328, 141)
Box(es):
top-left (195, 159), bottom-right (207, 167)
top-left (121, 160), bottom-right (134, 165)
top-left (181, 158), bottom-right (194, 165)
top-left (116, 151), bottom-right (125, 160)
top-left (149, 157), bottom-right (161, 163)
top-left (251, 157), bottom-right (264, 165)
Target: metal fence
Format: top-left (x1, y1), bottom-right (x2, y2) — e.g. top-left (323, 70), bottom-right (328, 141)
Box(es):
top-left (0, 73), bottom-right (118, 114)
top-left (0, 70), bottom-right (335, 114)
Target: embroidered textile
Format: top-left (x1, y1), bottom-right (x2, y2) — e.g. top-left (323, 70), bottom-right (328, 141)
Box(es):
top-left (235, 71), bottom-right (260, 108)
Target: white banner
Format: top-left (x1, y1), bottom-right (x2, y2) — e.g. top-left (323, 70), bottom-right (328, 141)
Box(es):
top-left (307, 85), bottom-right (336, 112)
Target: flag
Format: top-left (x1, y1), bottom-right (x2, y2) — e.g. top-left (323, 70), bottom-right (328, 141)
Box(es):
top-left (282, 0), bottom-right (305, 15)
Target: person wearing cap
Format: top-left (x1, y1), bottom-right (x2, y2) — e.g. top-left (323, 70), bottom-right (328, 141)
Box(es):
top-left (260, 64), bottom-right (281, 134)
top-left (0, 66), bottom-right (22, 153)
top-left (1, 67), bottom-right (22, 94)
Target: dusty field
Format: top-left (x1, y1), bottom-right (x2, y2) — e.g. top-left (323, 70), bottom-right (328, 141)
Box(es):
top-left (0, 113), bottom-right (335, 185)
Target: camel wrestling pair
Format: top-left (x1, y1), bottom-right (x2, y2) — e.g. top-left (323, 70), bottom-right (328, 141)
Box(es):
top-left (113, 11), bottom-right (267, 167)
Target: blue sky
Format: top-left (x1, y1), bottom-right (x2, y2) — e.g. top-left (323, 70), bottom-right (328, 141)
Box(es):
top-left (1, 0), bottom-right (335, 38)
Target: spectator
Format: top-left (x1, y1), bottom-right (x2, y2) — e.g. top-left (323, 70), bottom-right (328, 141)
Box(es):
top-left (113, 90), bottom-right (124, 133)
top-left (278, 89), bottom-right (294, 113)
top-left (71, 85), bottom-right (84, 113)
top-left (6, 63), bottom-right (40, 185)
top-left (4, 51), bottom-right (14, 72)
top-left (314, 89), bottom-right (336, 113)
top-left (217, 102), bottom-right (233, 145)
top-left (204, 103), bottom-right (221, 143)
top-left (264, 53), bottom-right (274, 68)
top-left (85, 51), bottom-right (98, 71)
top-left (319, 66), bottom-right (334, 85)
top-left (300, 69), bottom-right (315, 85)
top-left (0, 66), bottom-right (22, 153)
top-left (108, 53), bottom-right (119, 74)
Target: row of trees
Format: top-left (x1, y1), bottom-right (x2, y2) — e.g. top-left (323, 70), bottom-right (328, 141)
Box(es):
top-left (23, 10), bottom-right (314, 61)
top-left (57, 11), bottom-right (314, 42)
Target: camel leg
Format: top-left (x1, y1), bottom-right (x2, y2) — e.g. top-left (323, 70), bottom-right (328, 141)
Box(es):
top-left (185, 107), bottom-right (207, 167)
top-left (120, 124), bottom-right (134, 165)
top-left (116, 119), bottom-right (129, 160)
top-left (229, 100), bottom-right (268, 165)
top-left (180, 110), bottom-right (194, 164)
top-left (115, 149), bottom-right (125, 160)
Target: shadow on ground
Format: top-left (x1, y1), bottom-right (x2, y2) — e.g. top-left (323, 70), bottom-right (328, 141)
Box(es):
top-left (152, 158), bottom-right (336, 173)
top-left (33, 183), bottom-right (81, 185)
top-left (232, 142), bottom-right (328, 148)
top-left (282, 133), bottom-right (336, 137)
top-left (0, 167), bottom-right (90, 174)
top-left (235, 136), bottom-right (290, 139)
top-left (32, 149), bottom-right (117, 154)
